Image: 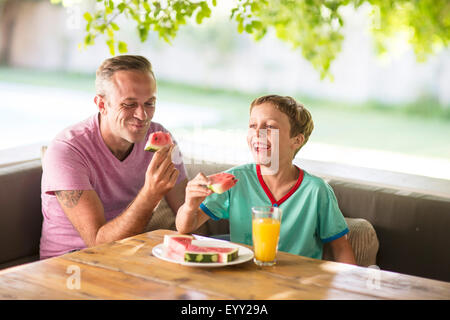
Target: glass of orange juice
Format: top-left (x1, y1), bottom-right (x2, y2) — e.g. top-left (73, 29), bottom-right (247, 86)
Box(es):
top-left (251, 206), bottom-right (282, 266)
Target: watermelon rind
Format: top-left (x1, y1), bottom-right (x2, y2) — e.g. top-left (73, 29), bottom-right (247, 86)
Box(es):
top-left (206, 184), bottom-right (225, 194)
top-left (220, 247), bottom-right (239, 262)
top-left (184, 252), bottom-right (219, 263)
top-left (144, 145), bottom-right (159, 152)
top-left (144, 144), bottom-right (170, 152)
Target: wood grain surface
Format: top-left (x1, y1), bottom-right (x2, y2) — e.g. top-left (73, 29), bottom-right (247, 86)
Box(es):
top-left (0, 229), bottom-right (449, 300)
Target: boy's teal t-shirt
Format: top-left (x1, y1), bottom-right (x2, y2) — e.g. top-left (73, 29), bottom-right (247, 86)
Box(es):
top-left (200, 163), bottom-right (349, 260)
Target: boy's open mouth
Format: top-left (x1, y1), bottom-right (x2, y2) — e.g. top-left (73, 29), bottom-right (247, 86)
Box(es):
top-left (252, 143), bottom-right (271, 153)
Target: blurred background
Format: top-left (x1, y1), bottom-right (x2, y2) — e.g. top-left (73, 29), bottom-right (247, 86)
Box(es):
top-left (1, 0), bottom-right (449, 180)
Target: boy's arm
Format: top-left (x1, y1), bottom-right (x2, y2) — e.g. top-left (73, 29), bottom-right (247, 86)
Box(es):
top-left (176, 205), bottom-right (211, 234)
top-left (329, 235), bottom-right (356, 265)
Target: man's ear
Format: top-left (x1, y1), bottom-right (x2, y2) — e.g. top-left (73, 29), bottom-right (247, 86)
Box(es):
top-left (95, 95), bottom-right (106, 114)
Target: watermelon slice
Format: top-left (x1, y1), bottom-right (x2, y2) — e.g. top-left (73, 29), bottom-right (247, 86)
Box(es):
top-left (185, 250), bottom-right (219, 263)
top-left (163, 234), bottom-right (194, 262)
top-left (207, 172), bottom-right (238, 194)
top-left (144, 131), bottom-right (173, 152)
top-left (187, 245), bottom-right (239, 263)
top-left (162, 235), bottom-right (239, 263)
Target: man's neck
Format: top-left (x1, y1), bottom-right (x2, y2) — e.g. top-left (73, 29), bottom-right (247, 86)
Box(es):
top-left (99, 114), bottom-right (134, 161)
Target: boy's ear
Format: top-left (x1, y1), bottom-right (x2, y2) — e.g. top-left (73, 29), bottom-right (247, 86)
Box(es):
top-left (293, 133), bottom-right (305, 149)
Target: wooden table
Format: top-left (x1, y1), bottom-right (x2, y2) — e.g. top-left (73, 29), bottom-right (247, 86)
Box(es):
top-left (0, 229), bottom-right (449, 300)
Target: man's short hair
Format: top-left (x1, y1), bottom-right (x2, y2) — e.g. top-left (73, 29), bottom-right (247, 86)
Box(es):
top-left (250, 95), bottom-right (314, 155)
top-left (95, 55), bottom-right (155, 96)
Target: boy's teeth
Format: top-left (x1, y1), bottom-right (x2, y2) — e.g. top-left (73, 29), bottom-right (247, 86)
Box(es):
top-left (253, 144), bottom-right (269, 150)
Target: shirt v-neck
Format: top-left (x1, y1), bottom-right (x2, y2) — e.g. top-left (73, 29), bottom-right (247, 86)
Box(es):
top-left (256, 164), bottom-right (304, 207)
top-left (95, 113), bottom-right (136, 165)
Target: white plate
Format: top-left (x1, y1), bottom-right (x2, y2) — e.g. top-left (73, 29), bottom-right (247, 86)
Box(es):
top-left (152, 239), bottom-right (254, 267)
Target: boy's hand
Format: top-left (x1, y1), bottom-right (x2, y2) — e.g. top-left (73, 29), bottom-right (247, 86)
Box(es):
top-left (184, 172), bottom-right (212, 211)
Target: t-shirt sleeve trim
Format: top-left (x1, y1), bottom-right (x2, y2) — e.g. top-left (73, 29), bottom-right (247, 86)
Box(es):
top-left (321, 227), bottom-right (349, 243)
top-left (199, 203), bottom-right (220, 221)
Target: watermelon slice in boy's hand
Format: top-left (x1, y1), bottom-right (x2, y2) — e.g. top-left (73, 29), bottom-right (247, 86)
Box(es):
top-left (207, 172), bottom-right (238, 194)
top-left (144, 131), bottom-right (173, 152)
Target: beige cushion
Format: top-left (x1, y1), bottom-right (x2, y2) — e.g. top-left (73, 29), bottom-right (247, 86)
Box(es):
top-left (323, 217), bottom-right (379, 267)
top-left (144, 198), bottom-right (176, 232)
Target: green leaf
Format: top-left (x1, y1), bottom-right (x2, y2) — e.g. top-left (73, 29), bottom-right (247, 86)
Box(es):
top-left (230, 7), bottom-right (237, 19)
top-left (117, 3), bottom-right (126, 12)
top-left (107, 26), bottom-right (115, 38)
top-left (118, 41), bottom-right (128, 53)
top-left (251, 20), bottom-right (263, 30)
top-left (83, 12), bottom-right (93, 22)
top-left (138, 26), bottom-right (149, 42)
top-left (106, 39), bottom-right (115, 55)
top-left (143, 1), bottom-right (151, 12)
top-left (196, 12), bottom-right (204, 24)
top-left (84, 33), bottom-right (94, 46)
top-left (237, 21), bottom-right (244, 33)
top-left (110, 22), bottom-right (120, 31)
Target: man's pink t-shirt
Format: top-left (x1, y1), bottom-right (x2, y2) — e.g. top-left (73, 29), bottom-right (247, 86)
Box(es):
top-left (40, 113), bottom-right (187, 259)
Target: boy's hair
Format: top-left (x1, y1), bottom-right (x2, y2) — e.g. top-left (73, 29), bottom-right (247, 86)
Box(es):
top-left (95, 55), bottom-right (155, 96)
top-left (250, 95), bottom-right (314, 155)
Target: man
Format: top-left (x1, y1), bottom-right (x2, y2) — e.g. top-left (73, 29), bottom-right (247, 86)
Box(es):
top-left (40, 55), bottom-right (188, 259)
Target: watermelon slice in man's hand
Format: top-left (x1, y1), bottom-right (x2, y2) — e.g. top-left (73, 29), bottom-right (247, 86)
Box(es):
top-left (144, 131), bottom-right (173, 152)
top-left (207, 172), bottom-right (238, 194)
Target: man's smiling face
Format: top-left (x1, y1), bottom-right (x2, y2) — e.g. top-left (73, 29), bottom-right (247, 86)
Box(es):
top-left (101, 69), bottom-right (157, 146)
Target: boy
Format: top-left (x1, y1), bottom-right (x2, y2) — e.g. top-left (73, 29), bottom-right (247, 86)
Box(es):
top-left (176, 95), bottom-right (355, 264)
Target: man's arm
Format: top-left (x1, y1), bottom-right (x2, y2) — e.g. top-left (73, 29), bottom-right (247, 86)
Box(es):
top-left (328, 235), bottom-right (356, 265)
top-left (55, 188), bottom-right (161, 247)
top-left (55, 145), bottom-right (179, 247)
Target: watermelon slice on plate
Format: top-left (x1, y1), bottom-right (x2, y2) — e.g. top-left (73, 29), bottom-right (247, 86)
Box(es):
top-left (144, 131), bottom-right (173, 152)
top-left (185, 245), bottom-right (239, 263)
top-left (161, 234), bottom-right (239, 263)
top-left (163, 234), bottom-right (194, 262)
top-left (207, 172), bottom-right (238, 194)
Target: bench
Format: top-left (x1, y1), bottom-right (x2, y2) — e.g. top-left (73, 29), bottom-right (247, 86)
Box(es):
top-left (1, 157), bottom-right (449, 282)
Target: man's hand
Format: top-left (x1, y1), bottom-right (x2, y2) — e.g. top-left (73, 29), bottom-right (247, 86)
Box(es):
top-left (184, 172), bottom-right (212, 211)
top-left (143, 145), bottom-right (180, 200)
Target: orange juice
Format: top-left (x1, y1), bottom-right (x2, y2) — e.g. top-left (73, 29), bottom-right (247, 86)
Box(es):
top-left (252, 218), bottom-right (281, 262)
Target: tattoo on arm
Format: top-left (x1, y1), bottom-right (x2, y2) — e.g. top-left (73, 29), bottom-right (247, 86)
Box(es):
top-left (55, 190), bottom-right (84, 208)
